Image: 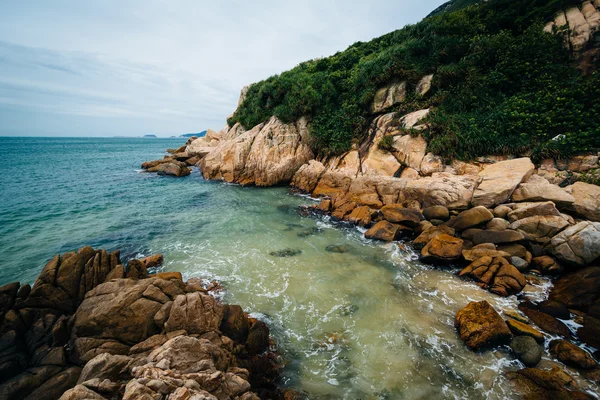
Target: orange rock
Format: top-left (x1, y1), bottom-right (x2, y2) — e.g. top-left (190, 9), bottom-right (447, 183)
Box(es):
top-left (455, 300), bottom-right (513, 350)
top-left (420, 234), bottom-right (463, 262)
top-left (149, 272), bottom-right (182, 281)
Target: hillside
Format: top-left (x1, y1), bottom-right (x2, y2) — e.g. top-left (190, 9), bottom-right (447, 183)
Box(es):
top-left (228, 0), bottom-right (599, 162)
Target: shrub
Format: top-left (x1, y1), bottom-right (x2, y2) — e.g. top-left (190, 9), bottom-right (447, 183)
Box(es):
top-left (378, 135), bottom-right (395, 152)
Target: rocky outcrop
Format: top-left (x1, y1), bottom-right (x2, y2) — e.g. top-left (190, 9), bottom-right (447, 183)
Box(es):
top-left (471, 158), bottom-right (535, 207)
top-left (0, 248), bottom-right (278, 400)
top-left (545, 1), bottom-right (600, 52)
top-left (566, 181), bottom-right (600, 221)
top-left (141, 159), bottom-right (191, 177)
top-left (372, 81), bottom-right (406, 113)
top-left (549, 221), bottom-right (600, 265)
top-left (458, 256), bottom-right (527, 297)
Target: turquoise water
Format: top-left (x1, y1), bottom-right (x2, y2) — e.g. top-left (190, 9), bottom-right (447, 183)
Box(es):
top-left (0, 137), bottom-right (582, 399)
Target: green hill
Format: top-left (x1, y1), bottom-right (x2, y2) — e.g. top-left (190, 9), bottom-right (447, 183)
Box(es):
top-left (228, 0), bottom-right (598, 161)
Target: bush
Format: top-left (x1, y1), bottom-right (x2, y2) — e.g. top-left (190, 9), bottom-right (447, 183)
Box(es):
top-left (228, 0), bottom-right (599, 159)
top-left (378, 135), bottom-right (395, 152)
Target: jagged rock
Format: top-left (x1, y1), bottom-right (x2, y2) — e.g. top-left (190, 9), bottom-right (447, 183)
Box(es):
top-left (506, 367), bottom-right (588, 399)
top-left (512, 181), bottom-right (575, 208)
top-left (139, 254), bottom-right (164, 269)
top-left (447, 206), bottom-right (494, 231)
top-left (566, 182), bottom-right (600, 222)
top-left (550, 340), bottom-right (597, 369)
top-left (399, 173), bottom-right (478, 210)
top-left (380, 205), bottom-right (423, 227)
top-left (420, 234), bottom-right (463, 263)
top-left (458, 256), bottom-right (526, 296)
top-left (549, 221), bottom-right (600, 265)
top-left (372, 81), bottom-right (406, 113)
top-left (472, 158), bottom-right (534, 207)
top-left (549, 266), bottom-right (600, 311)
top-left (24, 367), bottom-right (82, 400)
top-left (506, 319), bottom-right (544, 343)
top-left (165, 292), bottom-right (223, 335)
top-left (413, 225), bottom-right (455, 250)
top-left (77, 353), bottom-right (132, 384)
top-left (455, 300), bottom-right (512, 350)
top-left (510, 336), bottom-right (542, 367)
top-left (507, 201), bottom-right (562, 222)
top-left (519, 306), bottom-right (571, 338)
top-left (509, 215), bottom-right (570, 243)
top-left (364, 221), bottom-right (402, 242)
top-left (246, 318), bottom-right (270, 356)
top-left (423, 205), bottom-right (449, 221)
top-left (291, 161), bottom-right (326, 193)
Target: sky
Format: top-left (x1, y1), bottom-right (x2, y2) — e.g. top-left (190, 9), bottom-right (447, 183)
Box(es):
top-left (0, 0), bottom-right (447, 137)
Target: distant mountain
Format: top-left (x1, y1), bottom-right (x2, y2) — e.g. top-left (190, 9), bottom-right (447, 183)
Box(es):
top-left (143, 134), bottom-right (157, 138)
top-left (180, 131), bottom-right (207, 138)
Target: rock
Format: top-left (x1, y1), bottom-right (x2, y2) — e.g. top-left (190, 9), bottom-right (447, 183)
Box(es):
top-left (459, 256), bottom-right (527, 297)
top-left (416, 74), bottom-right (434, 96)
top-left (149, 272), bottom-right (183, 281)
top-left (139, 254), bottom-right (164, 269)
top-left (391, 134), bottom-right (427, 171)
top-left (461, 243), bottom-right (511, 262)
top-left (530, 256), bottom-right (563, 275)
top-left (493, 205), bottom-right (512, 218)
top-left (77, 353), bottom-right (132, 384)
top-left (578, 315), bottom-right (600, 349)
top-left (420, 234), bottom-right (463, 263)
top-left (472, 158), bottom-right (535, 207)
top-left (549, 266), bottom-right (600, 311)
top-left (291, 161), bottom-right (326, 193)
top-left (325, 245), bottom-right (351, 253)
top-left (507, 201), bottom-right (561, 222)
top-left (23, 367), bottom-right (82, 400)
top-left (361, 147), bottom-right (402, 177)
top-left (512, 182), bottom-right (575, 208)
top-left (269, 248), bottom-right (302, 257)
top-left (506, 319), bottom-right (544, 343)
top-left (312, 170), bottom-right (354, 198)
top-left (0, 365), bottom-right (64, 399)
top-left (400, 173), bottom-right (478, 210)
top-left (549, 221), bottom-right (600, 265)
top-left (145, 161), bottom-right (191, 177)
top-left (486, 218), bottom-right (510, 231)
top-left (566, 182), bottom-right (600, 222)
top-left (419, 153), bottom-right (445, 176)
top-left (380, 205), bottom-right (423, 227)
top-left (399, 167), bottom-right (419, 180)
top-left (364, 221), bottom-right (402, 242)
top-left (372, 81), bottom-right (406, 113)
top-left (423, 205), bottom-right (449, 221)
top-left (538, 300), bottom-right (570, 320)
top-left (345, 206), bottom-right (371, 227)
top-left (447, 206), bottom-right (494, 231)
top-left (510, 336), bottom-right (542, 367)
top-left (550, 340), bottom-right (597, 369)
top-left (509, 215), bottom-right (570, 243)
top-left (247, 319), bottom-right (270, 356)
top-left (511, 256), bottom-right (529, 271)
top-left (497, 243), bottom-right (528, 258)
top-left (504, 310), bottom-right (529, 324)
top-left (413, 225), bottom-right (455, 250)
top-left (165, 292), bottom-right (223, 335)
top-left (519, 306), bottom-right (571, 338)
top-left (454, 300), bottom-right (512, 351)
top-left (221, 305), bottom-right (249, 344)
top-left (506, 367), bottom-right (588, 399)
top-left (347, 175), bottom-right (386, 208)
top-left (59, 385), bottom-right (106, 400)
top-left (461, 229), bottom-right (525, 245)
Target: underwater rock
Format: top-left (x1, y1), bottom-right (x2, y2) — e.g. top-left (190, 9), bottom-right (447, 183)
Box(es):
top-left (269, 248), bottom-right (302, 257)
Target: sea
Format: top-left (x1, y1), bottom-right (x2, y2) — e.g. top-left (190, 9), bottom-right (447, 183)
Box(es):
top-left (0, 136), bottom-right (577, 399)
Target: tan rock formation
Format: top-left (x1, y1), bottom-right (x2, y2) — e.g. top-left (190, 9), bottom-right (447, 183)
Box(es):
top-left (472, 158), bottom-right (535, 207)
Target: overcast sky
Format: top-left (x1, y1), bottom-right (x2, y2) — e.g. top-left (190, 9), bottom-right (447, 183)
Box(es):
top-left (0, 0), bottom-right (446, 137)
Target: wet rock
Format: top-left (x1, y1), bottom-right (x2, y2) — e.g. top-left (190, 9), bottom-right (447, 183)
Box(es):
top-left (345, 206), bottom-right (372, 227)
top-left (511, 256), bottom-right (529, 271)
top-left (578, 315), bottom-right (600, 349)
top-left (144, 160), bottom-right (191, 177)
top-left (422, 205), bottom-right (449, 221)
top-left (566, 182), bottom-right (600, 222)
top-left (549, 267), bottom-right (600, 311)
top-left (139, 254), bottom-right (164, 269)
top-left (519, 306), bottom-right (571, 338)
top-left (458, 256), bottom-right (526, 297)
top-left (413, 225), bottom-right (455, 250)
top-left (291, 161), bottom-right (326, 193)
top-left (296, 227), bottom-right (324, 238)
top-left (325, 245), bottom-right (351, 254)
top-left (447, 206), bottom-right (494, 231)
top-left (221, 305), bottom-right (249, 344)
top-left (149, 272), bottom-right (183, 281)
top-left (506, 367), bottom-right (588, 399)
top-left (506, 319), bottom-right (544, 343)
top-left (531, 256), bottom-right (563, 275)
top-left (380, 205), bottom-right (424, 227)
top-left (472, 158), bottom-right (535, 207)
top-left (454, 300), bottom-right (512, 351)
top-left (247, 319), bottom-right (270, 356)
top-left (269, 248), bottom-right (302, 257)
top-left (510, 336), bottom-right (542, 367)
top-left (549, 221), bottom-right (600, 266)
top-left (549, 340), bottom-right (597, 369)
top-left (420, 234), bottom-right (463, 263)
top-left (461, 229), bottom-right (525, 245)
top-left (504, 309), bottom-right (529, 324)
top-left (538, 300), bottom-right (570, 320)
top-left (364, 221), bottom-right (403, 242)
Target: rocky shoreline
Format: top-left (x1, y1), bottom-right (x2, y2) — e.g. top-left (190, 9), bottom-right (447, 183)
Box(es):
top-left (0, 248), bottom-right (295, 400)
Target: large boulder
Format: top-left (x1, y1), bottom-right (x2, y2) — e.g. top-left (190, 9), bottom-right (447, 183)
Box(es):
top-left (454, 301), bottom-right (513, 350)
top-left (413, 225), bottom-right (455, 250)
top-left (364, 221), bottom-right (402, 242)
top-left (380, 205), bottom-right (424, 227)
top-left (549, 340), bottom-right (597, 370)
top-left (399, 173), bottom-right (478, 210)
top-left (509, 215), bottom-right (570, 243)
top-left (461, 229), bottom-right (525, 245)
top-left (447, 206), bottom-right (494, 231)
top-left (549, 221), bottom-right (600, 265)
top-left (164, 292), bottom-right (224, 334)
top-left (518, 306), bottom-right (571, 338)
top-left (507, 367), bottom-right (589, 399)
top-left (372, 81), bottom-right (406, 113)
top-left (549, 266), bottom-right (600, 311)
top-left (510, 336), bottom-right (542, 367)
top-left (506, 319), bottom-right (544, 343)
top-left (291, 161), bottom-right (326, 193)
top-left (420, 234), bottom-right (463, 263)
top-left (472, 158), bottom-right (535, 207)
top-left (506, 201), bottom-right (562, 222)
top-left (458, 256), bottom-right (526, 297)
top-left (566, 182), bottom-right (600, 222)
top-left (144, 160), bottom-right (191, 177)
top-left (512, 180), bottom-right (575, 208)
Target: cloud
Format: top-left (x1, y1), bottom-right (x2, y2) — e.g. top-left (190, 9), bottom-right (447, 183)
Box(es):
top-left (0, 1), bottom-right (447, 136)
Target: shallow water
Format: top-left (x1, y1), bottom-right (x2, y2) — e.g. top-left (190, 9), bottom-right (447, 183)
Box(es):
top-left (0, 137), bottom-right (591, 399)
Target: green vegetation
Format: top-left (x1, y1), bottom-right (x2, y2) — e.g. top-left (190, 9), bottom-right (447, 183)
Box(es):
top-left (228, 0), bottom-right (599, 160)
top-left (378, 135), bottom-right (395, 152)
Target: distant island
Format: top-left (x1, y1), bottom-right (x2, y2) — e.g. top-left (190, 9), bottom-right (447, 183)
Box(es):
top-left (180, 130), bottom-right (206, 138)
top-left (143, 134), bottom-right (157, 138)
